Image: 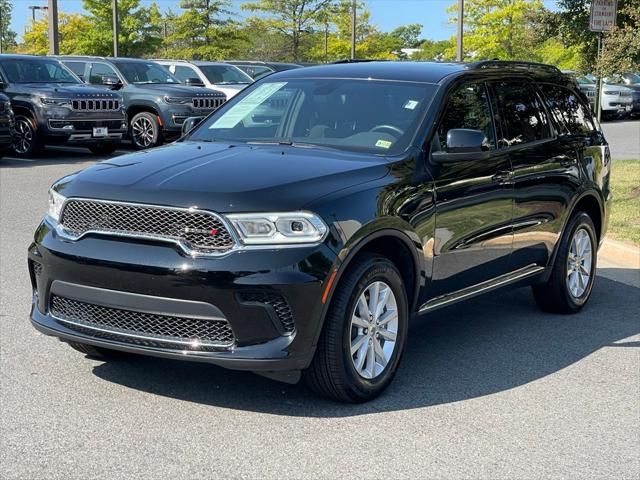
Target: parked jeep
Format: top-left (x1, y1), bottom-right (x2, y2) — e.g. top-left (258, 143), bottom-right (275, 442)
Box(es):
top-left (0, 55), bottom-right (126, 156)
top-left (0, 92), bottom-right (15, 156)
top-left (57, 56), bottom-right (226, 149)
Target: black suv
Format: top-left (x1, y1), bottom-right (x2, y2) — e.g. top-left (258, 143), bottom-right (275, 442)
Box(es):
top-left (57, 56), bottom-right (226, 149)
top-left (0, 92), bottom-right (14, 155)
top-left (0, 55), bottom-right (126, 156)
top-left (29, 61), bottom-right (611, 402)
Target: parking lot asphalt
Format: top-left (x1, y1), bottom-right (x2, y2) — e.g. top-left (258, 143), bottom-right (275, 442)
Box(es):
top-left (601, 119), bottom-right (640, 160)
top-left (1, 141), bottom-right (639, 479)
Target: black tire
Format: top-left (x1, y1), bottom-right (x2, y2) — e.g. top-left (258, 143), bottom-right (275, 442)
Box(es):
top-left (130, 111), bottom-right (163, 150)
top-left (88, 143), bottom-right (118, 155)
top-left (66, 341), bottom-right (128, 359)
top-left (13, 115), bottom-right (43, 157)
top-left (532, 212), bottom-right (598, 314)
top-left (304, 253), bottom-right (408, 403)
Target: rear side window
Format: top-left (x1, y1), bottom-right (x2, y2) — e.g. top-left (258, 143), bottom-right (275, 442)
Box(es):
top-left (64, 61), bottom-right (86, 80)
top-left (89, 63), bottom-right (118, 84)
top-left (173, 65), bottom-right (197, 82)
top-left (436, 82), bottom-right (496, 150)
top-left (539, 84), bottom-right (595, 135)
top-left (492, 81), bottom-right (551, 147)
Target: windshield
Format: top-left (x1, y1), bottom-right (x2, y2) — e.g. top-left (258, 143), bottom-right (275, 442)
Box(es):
top-left (0, 58), bottom-right (79, 84)
top-left (575, 75), bottom-right (594, 85)
top-left (623, 73), bottom-right (640, 84)
top-left (199, 65), bottom-right (253, 85)
top-left (113, 61), bottom-right (180, 85)
top-left (188, 78), bottom-right (436, 155)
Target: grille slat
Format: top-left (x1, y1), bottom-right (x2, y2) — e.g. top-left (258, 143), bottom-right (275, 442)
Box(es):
top-left (72, 98), bottom-right (120, 112)
top-left (50, 295), bottom-right (235, 349)
top-left (192, 97), bottom-right (226, 109)
top-left (60, 200), bottom-right (235, 255)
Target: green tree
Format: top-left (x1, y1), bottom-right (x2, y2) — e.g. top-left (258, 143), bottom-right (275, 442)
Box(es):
top-left (0, 0), bottom-right (18, 52)
top-left (389, 24), bottom-right (423, 49)
top-left (81, 0), bottom-right (163, 57)
top-left (19, 14), bottom-right (92, 56)
top-left (411, 39), bottom-right (456, 61)
top-left (241, 0), bottom-right (335, 61)
top-left (595, 2), bottom-right (640, 75)
top-left (447, 0), bottom-right (544, 60)
top-left (163, 1), bottom-right (246, 60)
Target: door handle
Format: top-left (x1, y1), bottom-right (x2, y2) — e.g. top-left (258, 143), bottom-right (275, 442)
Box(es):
top-left (491, 170), bottom-right (513, 183)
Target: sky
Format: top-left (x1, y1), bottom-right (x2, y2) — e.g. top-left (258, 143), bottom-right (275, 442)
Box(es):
top-left (8, 0), bottom-right (560, 42)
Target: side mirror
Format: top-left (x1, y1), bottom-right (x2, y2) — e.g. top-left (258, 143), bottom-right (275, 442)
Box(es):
top-left (102, 75), bottom-right (122, 89)
top-left (0, 78), bottom-right (4, 90)
top-left (181, 116), bottom-right (203, 136)
top-left (431, 128), bottom-right (491, 163)
top-left (185, 77), bottom-right (205, 87)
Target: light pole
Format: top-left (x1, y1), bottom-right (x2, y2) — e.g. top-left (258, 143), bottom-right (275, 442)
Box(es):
top-left (456, 0), bottom-right (464, 61)
top-left (350, 0), bottom-right (356, 60)
top-left (29, 5), bottom-right (49, 25)
top-left (112, 0), bottom-right (119, 57)
top-left (47, 0), bottom-right (59, 55)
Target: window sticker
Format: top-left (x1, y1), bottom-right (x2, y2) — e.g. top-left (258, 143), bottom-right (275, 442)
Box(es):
top-left (210, 82), bottom-right (288, 129)
top-left (375, 139), bottom-right (392, 149)
top-left (404, 100), bottom-right (419, 110)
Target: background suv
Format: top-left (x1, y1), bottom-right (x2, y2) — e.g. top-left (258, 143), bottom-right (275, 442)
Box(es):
top-left (0, 92), bottom-right (14, 156)
top-left (571, 73), bottom-right (633, 119)
top-left (0, 55), bottom-right (126, 156)
top-left (155, 60), bottom-right (253, 99)
top-left (29, 61), bottom-right (610, 402)
top-left (225, 60), bottom-right (303, 80)
top-left (58, 56), bottom-right (226, 149)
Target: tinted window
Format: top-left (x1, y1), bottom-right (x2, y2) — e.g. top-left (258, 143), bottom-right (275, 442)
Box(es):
top-left (198, 65), bottom-right (253, 84)
top-left (189, 78), bottom-right (436, 155)
top-left (436, 82), bottom-right (495, 150)
top-left (64, 61), bottom-right (87, 79)
top-left (0, 58), bottom-right (79, 83)
top-left (493, 81), bottom-right (551, 147)
top-left (89, 63), bottom-right (118, 84)
top-left (173, 65), bottom-right (198, 82)
top-left (540, 84), bottom-right (595, 135)
top-left (112, 61), bottom-right (180, 84)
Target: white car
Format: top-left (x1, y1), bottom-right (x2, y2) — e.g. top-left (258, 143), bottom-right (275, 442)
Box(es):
top-left (574, 74), bottom-right (633, 118)
top-left (155, 60), bottom-right (253, 99)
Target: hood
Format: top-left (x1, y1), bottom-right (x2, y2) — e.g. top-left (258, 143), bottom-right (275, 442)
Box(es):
top-left (12, 83), bottom-right (120, 97)
top-left (130, 83), bottom-right (224, 97)
top-left (57, 141), bottom-right (390, 212)
top-left (210, 84), bottom-right (247, 98)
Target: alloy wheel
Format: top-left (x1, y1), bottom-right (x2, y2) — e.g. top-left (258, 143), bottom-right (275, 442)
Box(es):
top-left (566, 227), bottom-right (593, 298)
top-left (131, 116), bottom-right (155, 148)
top-left (14, 118), bottom-right (34, 154)
top-left (349, 281), bottom-right (398, 380)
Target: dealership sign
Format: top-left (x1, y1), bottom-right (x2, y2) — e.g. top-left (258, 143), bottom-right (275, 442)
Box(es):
top-left (590, 0), bottom-right (618, 32)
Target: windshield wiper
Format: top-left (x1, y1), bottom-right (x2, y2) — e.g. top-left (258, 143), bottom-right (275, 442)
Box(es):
top-left (247, 140), bottom-right (293, 146)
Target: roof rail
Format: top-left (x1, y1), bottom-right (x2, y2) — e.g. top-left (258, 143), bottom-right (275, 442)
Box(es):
top-left (470, 60), bottom-right (561, 75)
top-left (331, 59), bottom-right (387, 64)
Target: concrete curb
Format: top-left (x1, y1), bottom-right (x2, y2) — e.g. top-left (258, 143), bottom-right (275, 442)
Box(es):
top-left (600, 237), bottom-right (640, 268)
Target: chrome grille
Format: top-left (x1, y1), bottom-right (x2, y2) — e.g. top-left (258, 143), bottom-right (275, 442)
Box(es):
top-left (50, 295), bottom-right (235, 349)
top-left (192, 97), bottom-right (225, 109)
top-left (238, 291), bottom-right (295, 333)
top-left (60, 199), bottom-right (235, 255)
top-left (71, 99), bottom-right (120, 111)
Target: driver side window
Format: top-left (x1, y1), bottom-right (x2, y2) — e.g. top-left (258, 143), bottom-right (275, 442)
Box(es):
top-left (436, 82), bottom-right (495, 150)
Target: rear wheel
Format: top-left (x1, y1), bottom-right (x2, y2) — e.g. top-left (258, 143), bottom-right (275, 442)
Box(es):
top-left (532, 212), bottom-right (597, 313)
top-left (66, 341), bottom-right (128, 359)
top-left (88, 143), bottom-right (118, 155)
top-left (13, 115), bottom-right (42, 157)
top-left (130, 112), bottom-right (163, 150)
top-left (305, 253), bottom-right (408, 402)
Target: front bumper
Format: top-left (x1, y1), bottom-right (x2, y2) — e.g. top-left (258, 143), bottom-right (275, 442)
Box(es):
top-left (160, 107), bottom-right (216, 134)
top-left (28, 220), bottom-right (337, 375)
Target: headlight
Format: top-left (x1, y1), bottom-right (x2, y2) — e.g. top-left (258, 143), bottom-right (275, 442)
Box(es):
top-left (40, 97), bottom-right (72, 107)
top-left (0, 100), bottom-right (9, 113)
top-left (47, 189), bottom-right (67, 223)
top-left (603, 91), bottom-right (618, 96)
top-left (163, 96), bottom-right (192, 104)
top-left (227, 212), bottom-right (328, 246)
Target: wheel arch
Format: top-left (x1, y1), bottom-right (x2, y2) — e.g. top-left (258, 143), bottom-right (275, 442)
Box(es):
top-left (126, 103), bottom-right (161, 122)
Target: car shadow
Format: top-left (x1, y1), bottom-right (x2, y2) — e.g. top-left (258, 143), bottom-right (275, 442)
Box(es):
top-left (0, 146), bottom-right (126, 168)
top-left (91, 272), bottom-right (639, 417)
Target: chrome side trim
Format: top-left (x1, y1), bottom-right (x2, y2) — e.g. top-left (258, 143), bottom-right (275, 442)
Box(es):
top-left (419, 264), bottom-right (545, 313)
top-left (50, 313), bottom-right (235, 349)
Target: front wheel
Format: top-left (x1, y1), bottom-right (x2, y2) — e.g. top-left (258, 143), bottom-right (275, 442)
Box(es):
top-left (305, 253), bottom-right (408, 402)
top-left (532, 212), bottom-right (597, 313)
top-left (13, 115), bottom-right (42, 157)
top-left (130, 112), bottom-right (163, 150)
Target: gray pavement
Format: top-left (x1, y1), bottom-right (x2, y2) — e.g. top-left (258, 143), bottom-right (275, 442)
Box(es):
top-left (601, 119), bottom-right (640, 160)
top-left (1, 147), bottom-right (639, 479)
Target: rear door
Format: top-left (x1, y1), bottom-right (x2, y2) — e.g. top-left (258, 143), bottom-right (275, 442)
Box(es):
top-left (490, 80), bottom-right (582, 270)
top-left (428, 81), bottom-right (514, 298)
